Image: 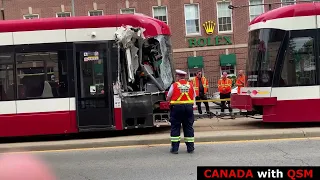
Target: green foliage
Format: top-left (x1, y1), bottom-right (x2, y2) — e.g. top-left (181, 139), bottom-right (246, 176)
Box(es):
top-left (228, 75), bottom-right (237, 87)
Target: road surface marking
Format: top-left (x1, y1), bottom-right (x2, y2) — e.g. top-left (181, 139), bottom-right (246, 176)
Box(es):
top-left (2, 136), bottom-right (320, 154)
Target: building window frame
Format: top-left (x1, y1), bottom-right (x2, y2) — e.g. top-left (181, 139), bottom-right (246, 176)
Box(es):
top-left (56, 12), bottom-right (71, 18)
top-left (23, 14), bottom-right (40, 19)
top-left (216, 1), bottom-right (233, 33)
top-left (249, 0), bottom-right (265, 22)
top-left (152, 6), bottom-right (168, 24)
top-left (220, 65), bottom-right (236, 77)
top-left (188, 68), bottom-right (204, 80)
top-left (281, 0), bottom-right (296, 6)
top-left (88, 10), bottom-right (104, 16)
top-left (120, 8), bottom-right (135, 14)
top-left (184, 3), bottom-right (201, 36)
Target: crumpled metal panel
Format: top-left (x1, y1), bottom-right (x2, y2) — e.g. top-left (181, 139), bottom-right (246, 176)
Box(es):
top-left (115, 25), bottom-right (145, 83)
top-left (114, 25), bottom-right (174, 92)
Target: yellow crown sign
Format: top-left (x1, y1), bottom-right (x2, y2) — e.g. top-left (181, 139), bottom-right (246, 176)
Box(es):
top-left (203, 21), bottom-right (215, 34)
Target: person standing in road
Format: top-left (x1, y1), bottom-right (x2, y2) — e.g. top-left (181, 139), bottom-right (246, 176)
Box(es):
top-left (236, 70), bottom-right (246, 94)
top-left (166, 69), bottom-right (195, 154)
top-left (218, 72), bottom-right (234, 118)
top-left (191, 70), bottom-right (211, 114)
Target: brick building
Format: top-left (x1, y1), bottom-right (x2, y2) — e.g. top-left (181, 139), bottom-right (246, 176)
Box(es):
top-left (0, 0), bottom-right (301, 92)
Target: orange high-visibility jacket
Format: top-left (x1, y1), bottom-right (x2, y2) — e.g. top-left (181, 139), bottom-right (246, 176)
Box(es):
top-left (170, 79), bottom-right (195, 105)
top-left (236, 75), bottom-right (246, 94)
top-left (218, 78), bottom-right (232, 94)
top-left (191, 77), bottom-right (208, 96)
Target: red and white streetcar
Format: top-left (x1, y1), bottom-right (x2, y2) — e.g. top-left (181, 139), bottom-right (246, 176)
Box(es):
top-left (232, 2), bottom-right (320, 122)
top-left (0, 14), bottom-right (174, 137)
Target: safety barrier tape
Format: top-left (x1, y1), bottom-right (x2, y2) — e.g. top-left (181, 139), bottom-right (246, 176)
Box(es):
top-left (194, 98), bottom-right (231, 103)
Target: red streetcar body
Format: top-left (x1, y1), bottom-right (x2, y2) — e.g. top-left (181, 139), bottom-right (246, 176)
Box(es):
top-left (231, 2), bottom-right (320, 122)
top-left (0, 14), bottom-right (173, 137)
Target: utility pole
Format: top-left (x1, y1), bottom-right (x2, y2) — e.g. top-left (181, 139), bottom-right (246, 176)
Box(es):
top-left (1, 0), bottom-right (4, 20)
top-left (71, 0), bottom-right (75, 16)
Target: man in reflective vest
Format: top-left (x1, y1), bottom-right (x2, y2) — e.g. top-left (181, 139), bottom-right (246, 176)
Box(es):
top-left (236, 70), bottom-right (246, 94)
top-left (218, 71), bottom-right (234, 117)
top-left (166, 69), bottom-right (196, 154)
top-left (191, 70), bottom-right (211, 114)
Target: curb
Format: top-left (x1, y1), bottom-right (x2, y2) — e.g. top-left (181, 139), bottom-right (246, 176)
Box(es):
top-left (1, 127), bottom-right (320, 153)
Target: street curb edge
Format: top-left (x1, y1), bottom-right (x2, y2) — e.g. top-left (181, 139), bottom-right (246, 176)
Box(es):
top-left (1, 128), bottom-right (320, 153)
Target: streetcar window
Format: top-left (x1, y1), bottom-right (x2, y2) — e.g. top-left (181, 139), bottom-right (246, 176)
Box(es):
top-left (0, 46), bottom-right (14, 101)
top-left (247, 29), bottom-right (285, 87)
top-left (110, 41), bottom-right (119, 84)
top-left (280, 30), bottom-right (316, 87)
top-left (15, 43), bottom-right (69, 100)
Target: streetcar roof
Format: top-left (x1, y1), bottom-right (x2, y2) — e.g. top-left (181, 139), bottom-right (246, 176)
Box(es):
top-left (0, 14), bottom-right (170, 38)
top-left (250, 3), bottom-right (320, 26)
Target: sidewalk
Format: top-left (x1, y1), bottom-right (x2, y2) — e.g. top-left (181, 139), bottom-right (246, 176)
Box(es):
top-left (1, 117), bottom-right (320, 152)
top-left (193, 117), bottom-right (260, 132)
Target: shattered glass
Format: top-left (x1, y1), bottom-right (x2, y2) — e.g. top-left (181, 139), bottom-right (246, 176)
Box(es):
top-left (114, 25), bottom-right (174, 93)
top-left (155, 35), bottom-right (174, 90)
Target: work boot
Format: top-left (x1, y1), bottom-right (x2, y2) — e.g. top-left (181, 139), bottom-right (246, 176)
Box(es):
top-left (186, 143), bottom-right (194, 153)
top-left (187, 149), bottom-right (194, 153)
top-left (170, 148), bottom-right (178, 154)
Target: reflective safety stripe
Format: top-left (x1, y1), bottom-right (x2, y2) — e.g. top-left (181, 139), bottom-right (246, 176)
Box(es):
top-left (218, 79), bottom-right (232, 87)
top-left (203, 78), bottom-right (207, 87)
top-left (170, 136), bottom-right (181, 142)
top-left (193, 78), bottom-right (208, 88)
top-left (170, 100), bottom-right (194, 104)
top-left (170, 82), bottom-right (194, 104)
top-left (184, 137), bottom-right (194, 142)
top-left (176, 82), bottom-right (192, 101)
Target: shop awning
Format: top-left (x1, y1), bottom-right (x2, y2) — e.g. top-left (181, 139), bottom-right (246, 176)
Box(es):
top-left (219, 53), bottom-right (236, 66)
top-left (187, 56), bottom-right (204, 69)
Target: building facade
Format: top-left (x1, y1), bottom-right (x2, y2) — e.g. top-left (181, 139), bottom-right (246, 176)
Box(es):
top-left (0, 0), bottom-right (306, 93)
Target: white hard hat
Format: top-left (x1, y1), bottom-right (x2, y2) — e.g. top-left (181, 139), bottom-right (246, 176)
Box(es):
top-left (175, 69), bottom-right (187, 75)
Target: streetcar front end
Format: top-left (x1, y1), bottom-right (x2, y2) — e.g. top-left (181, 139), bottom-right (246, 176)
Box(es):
top-left (230, 27), bottom-right (277, 118)
top-left (113, 14), bottom-right (174, 128)
top-left (231, 3), bottom-right (320, 122)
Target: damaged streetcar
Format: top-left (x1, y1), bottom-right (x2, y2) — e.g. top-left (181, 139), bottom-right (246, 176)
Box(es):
top-left (231, 3), bottom-right (320, 122)
top-left (0, 14), bottom-right (174, 137)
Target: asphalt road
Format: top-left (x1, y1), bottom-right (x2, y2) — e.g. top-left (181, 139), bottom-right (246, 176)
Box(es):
top-left (24, 138), bottom-right (320, 180)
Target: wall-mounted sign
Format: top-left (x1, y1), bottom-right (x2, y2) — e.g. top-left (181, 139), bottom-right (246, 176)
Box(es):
top-left (187, 20), bottom-right (233, 48)
top-left (188, 36), bottom-right (232, 48)
top-left (84, 51), bottom-right (99, 62)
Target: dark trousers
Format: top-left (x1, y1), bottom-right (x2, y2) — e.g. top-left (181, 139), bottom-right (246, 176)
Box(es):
top-left (220, 92), bottom-right (232, 113)
top-left (170, 104), bottom-right (194, 152)
top-left (195, 93), bottom-right (210, 114)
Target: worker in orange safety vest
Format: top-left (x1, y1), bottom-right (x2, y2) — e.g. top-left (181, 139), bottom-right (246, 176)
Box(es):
top-left (191, 70), bottom-right (211, 114)
top-left (218, 71), bottom-right (234, 117)
top-left (166, 69), bottom-right (196, 154)
top-left (235, 70), bottom-right (246, 94)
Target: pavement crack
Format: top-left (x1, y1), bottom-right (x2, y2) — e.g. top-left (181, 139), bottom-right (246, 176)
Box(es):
top-left (268, 145), bottom-right (310, 166)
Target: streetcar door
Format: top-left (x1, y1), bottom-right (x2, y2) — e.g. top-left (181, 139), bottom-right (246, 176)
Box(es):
top-left (74, 42), bottom-right (114, 131)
